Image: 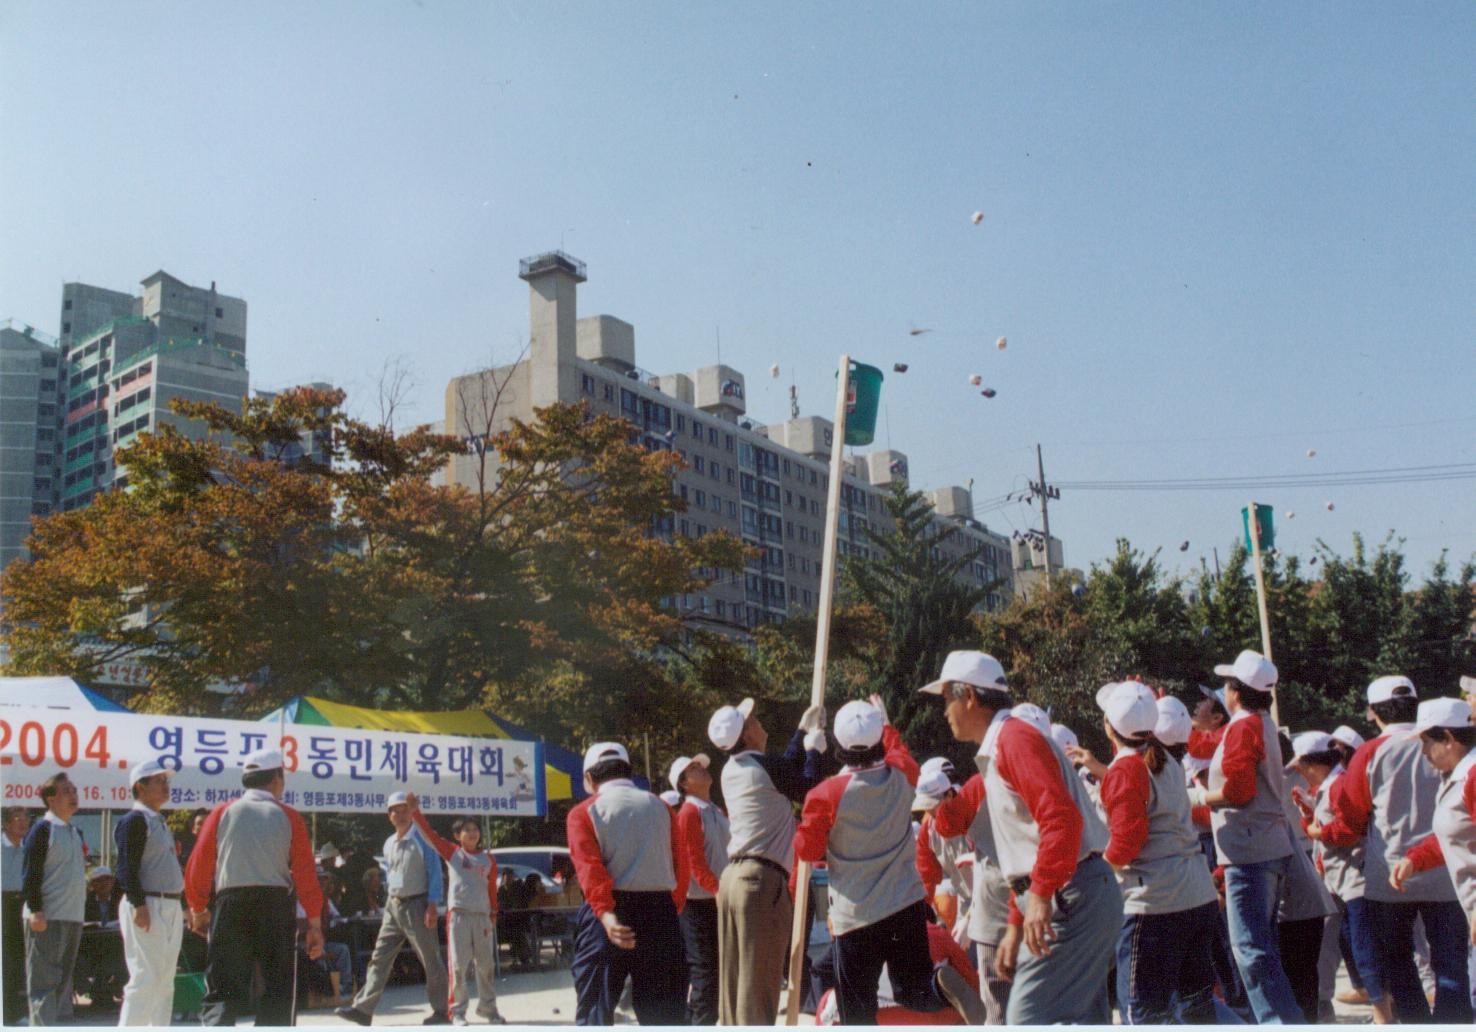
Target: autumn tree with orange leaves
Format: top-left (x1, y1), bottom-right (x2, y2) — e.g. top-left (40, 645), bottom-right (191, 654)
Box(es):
top-left (1, 386), bottom-right (747, 744)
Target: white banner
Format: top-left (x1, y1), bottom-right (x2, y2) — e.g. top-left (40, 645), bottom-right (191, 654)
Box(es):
top-left (0, 707), bottom-right (544, 817)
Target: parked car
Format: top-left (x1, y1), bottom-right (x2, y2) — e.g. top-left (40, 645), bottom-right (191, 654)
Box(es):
top-left (489, 846), bottom-right (580, 908)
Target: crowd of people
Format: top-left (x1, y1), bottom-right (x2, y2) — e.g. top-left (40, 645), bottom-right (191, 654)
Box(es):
top-left (562, 650), bottom-right (1476, 1027)
top-left (6, 651), bottom-right (1476, 1027)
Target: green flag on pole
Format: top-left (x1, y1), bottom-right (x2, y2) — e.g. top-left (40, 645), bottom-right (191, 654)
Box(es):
top-left (841, 361), bottom-right (884, 445)
top-left (1241, 504), bottom-right (1275, 552)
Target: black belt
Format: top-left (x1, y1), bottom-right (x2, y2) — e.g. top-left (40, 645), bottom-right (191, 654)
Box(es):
top-left (729, 855), bottom-right (788, 879)
top-left (144, 892), bottom-right (182, 901)
top-left (391, 893), bottom-right (427, 903)
top-left (1009, 852), bottom-right (1102, 897)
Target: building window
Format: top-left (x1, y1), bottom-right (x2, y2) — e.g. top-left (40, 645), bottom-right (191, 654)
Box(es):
top-left (581, 374), bottom-right (595, 395)
top-left (708, 427), bottom-right (718, 446)
top-left (603, 383), bottom-right (614, 401)
top-left (64, 299), bottom-right (73, 311)
top-left (728, 501), bottom-right (737, 518)
top-left (62, 322), bottom-right (70, 334)
top-left (726, 433), bottom-right (734, 452)
top-left (215, 306), bottom-right (224, 318)
top-left (39, 379), bottom-right (55, 392)
top-left (680, 519), bottom-right (689, 536)
top-left (693, 456), bottom-right (705, 473)
top-left (697, 524), bottom-right (707, 537)
top-left (675, 413), bottom-right (685, 432)
top-left (695, 489), bottom-right (706, 507)
top-left (692, 420), bottom-right (703, 440)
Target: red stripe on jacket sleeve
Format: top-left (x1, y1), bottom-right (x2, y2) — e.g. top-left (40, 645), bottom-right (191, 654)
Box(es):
top-left (184, 802), bottom-right (228, 913)
top-left (410, 810), bottom-right (457, 862)
top-left (487, 854), bottom-right (499, 915)
top-left (678, 803), bottom-right (721, 896)
top-left (1101, 755), bottom-right (1152, 867)
top-left (1188, 727), bottom-right (1223, 761)
top-left (794, 774), bottom-right (850, 865)
top-left (993, 719), bottom-right (1082, 900)
top-left (882, 725), bottom-right (920, 786)
top-left (916, 816), bottom-right (944, 897)
top-left (566, 799), bottom-right (616, 918)
top-left (669, 804), bottom-right (689, 914)
top-left (1319, 738), bottom-right (1379, 848)
top-left (1218, 718), bottom-right (1264, 807)
top-left (1406, 833), bottom-right (1445, 873)
top-left (932, 774), bottom-right (984, 839)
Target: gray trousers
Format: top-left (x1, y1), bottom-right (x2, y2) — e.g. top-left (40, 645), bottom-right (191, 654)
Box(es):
top-left (352, 895), bottom-right (449, 1016)
top-left (1006, 855), bottom-right (1124, 1025)
top-left (24, 918), bottom-right (80, 1026)
top-left (446, 910), bottom-right (498, 1020)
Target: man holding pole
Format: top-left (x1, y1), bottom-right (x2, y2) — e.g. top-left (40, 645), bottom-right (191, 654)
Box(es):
top-left (707, 697), bottom-right (826, 1025)
top-left (921, 650), bottom-right (1123, 1024)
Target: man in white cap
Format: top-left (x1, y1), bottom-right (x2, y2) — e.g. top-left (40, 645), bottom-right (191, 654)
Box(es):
top-left (336, 790), bottom-right (449, 1026)
top-left (113, 759), bottom-right (184, 1026)
top-left (912, 759), bottom-right (973, 943)
top-left (1313, 674), bottom-right (1472, 1022)
top-left (921, 650), bottom-right (1122, 1024)
top-left (186, 747), bottom-right (324, 1026)
top-left (566, 741), bottom-right (688, 1025)
top-left (669, 753), bottom-right (728, 1025)
top-left (706, 696), bottom-right (825, 1025)
top-left (794, 695), bottom-right (984, 1024)
top-left (21, 772), bottom-right (86, 1026)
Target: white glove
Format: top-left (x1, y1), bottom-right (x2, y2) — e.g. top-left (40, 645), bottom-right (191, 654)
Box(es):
top-left (1188, 785), bottom-right (1209, 809)
top-left (803, 729), bottom-right (828, 754)
top-left (868, 692), bottom-right (890, 727)
top-left (798, 704), bottom-right (827, 733)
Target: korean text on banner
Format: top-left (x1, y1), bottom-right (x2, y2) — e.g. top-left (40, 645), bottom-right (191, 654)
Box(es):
top-left (0, 706), bottom-right (544, 817)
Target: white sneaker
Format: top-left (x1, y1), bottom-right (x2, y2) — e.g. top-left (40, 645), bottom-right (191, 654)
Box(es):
top-left (452, 1017), bottom-right (468, 1026)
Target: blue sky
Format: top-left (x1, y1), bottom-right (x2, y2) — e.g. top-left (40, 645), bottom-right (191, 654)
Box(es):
top-left (3, 2), bottom-right (1472, 581)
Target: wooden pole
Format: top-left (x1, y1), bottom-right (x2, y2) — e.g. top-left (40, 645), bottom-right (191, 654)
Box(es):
top-left (1247, 500), bottom-right (1279, 726)
top-left (784, 355), bottom-right (852, 1024)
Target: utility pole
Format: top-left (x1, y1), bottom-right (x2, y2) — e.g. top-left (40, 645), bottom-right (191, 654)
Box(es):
top-left (1032, 443), bottom-right (1058, 587)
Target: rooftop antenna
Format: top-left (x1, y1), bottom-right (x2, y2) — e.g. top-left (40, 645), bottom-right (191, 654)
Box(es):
top-left (715, 326), bottom-right (721, 365)
top-left (789, 383), bottom-right (800, 420)
top-left (885, 403), bottom-right (893, 451)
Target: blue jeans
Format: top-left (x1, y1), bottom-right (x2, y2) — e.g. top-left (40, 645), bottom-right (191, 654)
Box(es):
top-left (1342, 896), bottom-right (1385, 1003)
top-left (1007, 854), bottom-right (1124, 1025)
top-left (1116, 902), bottom-right (1218, 1024)
top-left (1365, 897), bottom-right (1472, 1023)
top-left (1223, 857), bottom-right (1304, 1024)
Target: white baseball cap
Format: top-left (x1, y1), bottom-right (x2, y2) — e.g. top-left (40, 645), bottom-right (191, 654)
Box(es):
top-left (1368, 675), bottom-right (1417, 705)
top-left (707, 698), bottom-right (755, 751)
top-left (1198, 684), bottom-right (1229, 710)
top-left (1050, 723), bottom-right (1079, 751)
top-left (88, 865), bottom-right (113, 881)
top-left (1290, 731), bottom-right (1335, 759)
top-left (243, 748), bottom-right (284, 775)
top-left (1461, 676), bottom-right (1476, 696)
top-left (911, 768), bottom-right (953, 810)
top-left (386, 791), bottom-right (410, 810)
top-left (1214, 650), bottom-right (1278, 693)
top-left (1155, 696), bottom-right (1193, 746)
top-left (1009, 702), bottom-right (1051, 737)
top-left (316, 843), bottom-right (340, 861)
top-left (128, 758), bottom-right (174, 787)
top-left (919, 651), bottom-right (1007, 695)
top-left (834, 700), bottom-right (885, 751)
top-left (667, 753), bottom-right (710, 791)
top-left (1095, 681), bottom-right (1159, 738)
top-left (659, 790), bottom-right (682, 807)
top-left (920, 756), bottom-right (956, 781)
top-left (1412, 698), bottom-right (1472, 735)
top-left (1330, 725), bottom-right (1365, 750)
top-left (582, 742), bottom-right (630, 773)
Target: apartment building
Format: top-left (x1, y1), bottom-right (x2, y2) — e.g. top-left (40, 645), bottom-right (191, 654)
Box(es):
top-left (444, 252), bottom-right (1019, 636)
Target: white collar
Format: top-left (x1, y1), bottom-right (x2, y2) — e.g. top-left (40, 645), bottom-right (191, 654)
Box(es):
top-left (1229, 708), bottom-right (1256, 724)
top-left (131, 800), bottom-right (161, 818)
top-left (42, 811), bottom-right (71, 828)
top-left (977, 708), bottom-right (1012, 759)
top-left (1382, 723), bottom-right (1416, 734)
top-left (1110, 748), bottom-right (1143, 767)
top-left (596, 778), bottom-right (635, 794)
top-left (241, 788), bottom-right (277, 803)
top-left (686, 796), bottom-right (712, 811)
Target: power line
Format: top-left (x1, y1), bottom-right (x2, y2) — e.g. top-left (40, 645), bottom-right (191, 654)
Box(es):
top-left (1057, 461), bottom-right (1476, 493)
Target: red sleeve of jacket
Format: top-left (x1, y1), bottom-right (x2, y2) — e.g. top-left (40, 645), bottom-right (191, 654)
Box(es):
top-left (1100, 755), bottom-right (1151, 867)
top-left (882, 725), bottom-right (920, 786)
top-left (993, 719), bottom-right (1083, 900)
top-left (281, 804), bottom-right (325, 919)
top-left (677, 803), bottom-right (721, 896)
top-left (566, 799), bottom-right (616, 918)
top-left (1190, 804), bottom-right (1212, 829)
top-left (669, 804), bottom-right (689, 914)
top-left (1218, 718), bottom-right (1264, 807)
top-left (932, 774), bottom-right (984, 839)
top-left (184, 801), bottom-right (229, 912)
top-left (794, 774), bottom-right (851, 865)
top-left (1407, 834), bottom-right (1445, 872)
top-left (1320, 738), bottom-right (1379, 848)
top-left (488, 854), bottom-right (499, 915)
top-left (1188, 726), bottom-right (1223, 761)
top-left (916, 816), bottom-right (944, 897)
top-left (410, 810), bottom-right (457, 861)
top-left (1007, 893), bottom-right (1023, 926)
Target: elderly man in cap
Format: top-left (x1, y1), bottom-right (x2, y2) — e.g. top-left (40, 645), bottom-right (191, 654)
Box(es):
top-left (20, 773), bottom-right (86, 1026)
top-left (112, 759), bottom-right (185, 1025)
top-left (186, 747), bottom-right (324, 1026)
top-left (336, 791), bottom-right (448, 1026)
top-left (1312, 674), bottom-right (1473, 1022)
top-left (670, 752), bottom-right (729, 1025)
top-left (707, 696), bottom-right (826, 1025)
top-left (921, 650), bottom-right (1122, 1025)
top-left (566, 741), bottom-right (689, 1025)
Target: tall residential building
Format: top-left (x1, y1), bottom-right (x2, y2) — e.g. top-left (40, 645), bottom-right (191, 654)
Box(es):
top-left (445, 252), bottom-right (1020, 636)
top-left (0, 322), bottom-right (63, 577)
top-left (57, 272), bottom-right (248, 510)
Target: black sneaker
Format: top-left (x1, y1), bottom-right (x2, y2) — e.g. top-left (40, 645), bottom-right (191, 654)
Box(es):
top-left (335, 1006), bottom-right (372, 1026)
top-left (936, 964), bottom-right (988, 1025)
top-left (423, 1012), bottom-right (451, 1026)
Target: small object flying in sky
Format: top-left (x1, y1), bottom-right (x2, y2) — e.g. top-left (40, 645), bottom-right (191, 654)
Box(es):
top-left (1307, 448), bottom-right (1317, 459)
top-left (1309, 556), bottom-right (1319, 566)
top-left (968, 373), bottom-right (982, 386)
top-left (980, 388), bottom-right (997, 398)
top-left (1326, 501), bottom-right (1336, 511)
top-left (971, 211), bottom-right (985, 225)
top-left (996, 336), bottom-right (1008, 351)
top-left (769, 364), bottom-right (780, 378)
top-left (1286, 510), bottom-right (1296, 520)
top-left (909, 327), bottom-right (931, 337)
top-left (893, 362), bottom-right (908, 373)
top-left (1179, 541), bottom-right (1190, 551)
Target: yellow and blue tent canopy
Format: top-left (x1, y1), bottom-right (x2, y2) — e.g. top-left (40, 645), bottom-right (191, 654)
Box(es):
top-left (261, 696), bottom-right (582, 801)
